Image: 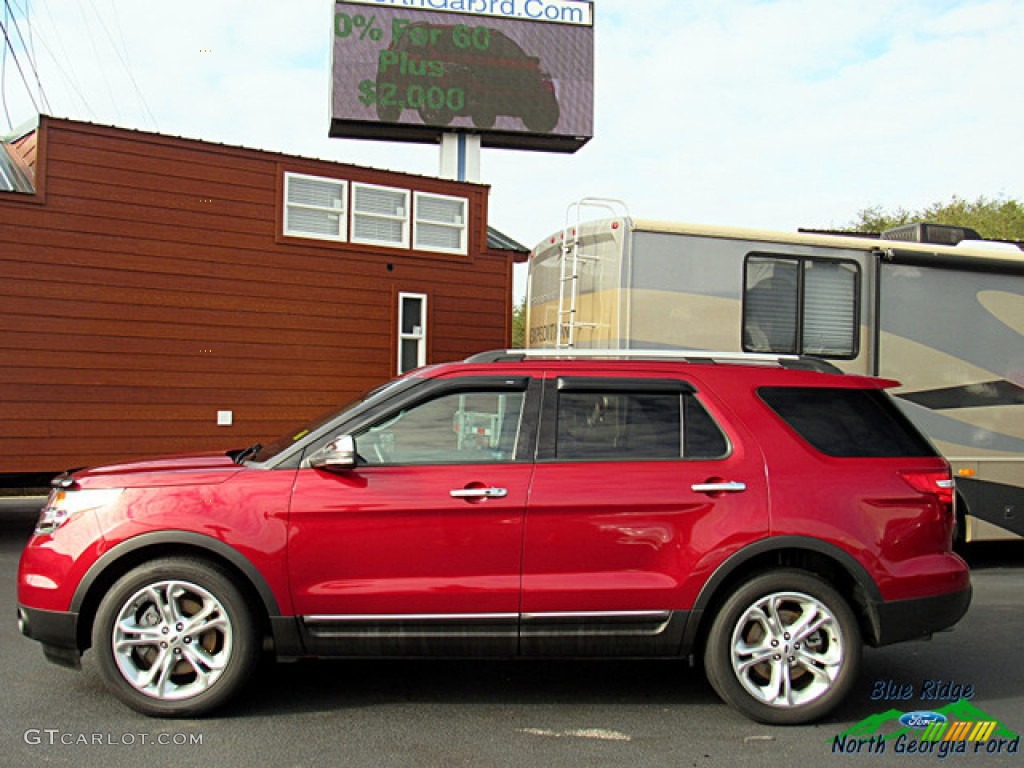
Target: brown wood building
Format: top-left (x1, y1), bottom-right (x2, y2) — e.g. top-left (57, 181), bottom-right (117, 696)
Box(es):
top-left (0, 116), bottom-right (526, 481)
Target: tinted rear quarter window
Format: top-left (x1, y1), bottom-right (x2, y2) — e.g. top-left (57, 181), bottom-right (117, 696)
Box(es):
top-left (759, 387), bottom-right (936, 458)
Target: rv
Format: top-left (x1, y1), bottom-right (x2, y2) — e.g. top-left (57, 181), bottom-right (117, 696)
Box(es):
top-left (526, 200), bottom-right (1024, 543)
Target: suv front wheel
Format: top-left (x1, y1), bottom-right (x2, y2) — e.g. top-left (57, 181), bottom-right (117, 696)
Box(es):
top-left (703, 569), bottom-right (861, 724)
top-left (92, 557), bottom-right (260, 717)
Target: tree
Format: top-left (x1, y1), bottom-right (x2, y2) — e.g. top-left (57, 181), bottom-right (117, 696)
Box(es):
top-left (511, 296), bottom-right (526, 348)
top-left (845, 195), bottom-right (1024, 240)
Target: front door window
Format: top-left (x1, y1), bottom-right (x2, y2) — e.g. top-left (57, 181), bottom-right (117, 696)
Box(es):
top-left (355, 390), bottom-right (524, 465)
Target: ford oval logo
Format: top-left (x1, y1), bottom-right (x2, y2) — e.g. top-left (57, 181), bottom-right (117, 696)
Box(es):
top-left (899, 711), bottom-right (948, 729)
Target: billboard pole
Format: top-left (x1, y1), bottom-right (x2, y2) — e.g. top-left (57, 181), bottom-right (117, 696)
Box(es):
top-left (439, 132), bottom-right (481, 183)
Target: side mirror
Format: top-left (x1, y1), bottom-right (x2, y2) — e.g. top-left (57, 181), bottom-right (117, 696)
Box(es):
top-left (309, 435), bottom-right (358, 473)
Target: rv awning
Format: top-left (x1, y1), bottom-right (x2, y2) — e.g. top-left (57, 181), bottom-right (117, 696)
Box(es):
top-left (880, 248), bottom-right (1024, 276)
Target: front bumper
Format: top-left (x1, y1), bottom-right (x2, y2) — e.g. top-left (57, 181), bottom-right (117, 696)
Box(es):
top-left (872, 585), bottom-right (972, 647)
top-left (17, 604), bottom-right (81, 669)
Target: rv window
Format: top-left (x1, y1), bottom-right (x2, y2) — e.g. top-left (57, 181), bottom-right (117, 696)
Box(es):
top-left (743, 255), bottom-right (859, 359)
top-left (744, 257), bottom-right (799, 354)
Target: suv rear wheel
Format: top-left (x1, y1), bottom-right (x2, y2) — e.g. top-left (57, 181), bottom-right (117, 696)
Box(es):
top-left (703, 569), bottom-right (861, 724)
top-left (92, 557), bottom-right (259, 717)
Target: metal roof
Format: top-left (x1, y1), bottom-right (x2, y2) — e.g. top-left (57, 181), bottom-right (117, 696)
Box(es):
top-left (487, 226), bottom-right (529, 253)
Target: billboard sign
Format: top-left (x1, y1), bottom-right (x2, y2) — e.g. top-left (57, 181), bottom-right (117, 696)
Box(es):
top-left (329, 0), bottom-right (594, 153)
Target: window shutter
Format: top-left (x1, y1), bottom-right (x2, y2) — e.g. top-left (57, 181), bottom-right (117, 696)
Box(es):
top-left (284, 174), bottom-right (346, 241)
top-left (414, 193), bottom-right (468, 254)
top-left (353, 184), bottom-right (409, 248)
top-left (803, 262), bottom-right (857, 356)
top-left (744, 258), bottom-right (799, 354)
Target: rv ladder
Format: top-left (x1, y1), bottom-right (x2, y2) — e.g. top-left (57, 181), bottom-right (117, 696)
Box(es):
top-left (556, 198), bottom-right (629, 348)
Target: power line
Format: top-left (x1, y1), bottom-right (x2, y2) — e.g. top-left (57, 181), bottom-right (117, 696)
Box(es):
top-left (0, 13), bottom-right (40, 117)
top-left (34, 0), bottom-right (97, 118)
top-left (2, 0), bottom-right (159, 132)
top-left (73, 0), bottom-right (121, 122)
top-left (2, 0), bottom-right (11, 129)
top-left (83, 0), bottom-right (158, 130)
top-left (4, 0), bottom-right (51, 112)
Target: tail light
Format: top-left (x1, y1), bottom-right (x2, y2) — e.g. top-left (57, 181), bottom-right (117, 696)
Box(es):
top-left (899, 470), bottom-right (955, 507)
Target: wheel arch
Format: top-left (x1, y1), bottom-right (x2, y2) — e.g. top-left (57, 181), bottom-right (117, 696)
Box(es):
top-left (71, 531), bottom-right (282, 653)
top-left (682, 536), bottom-right (884, 656)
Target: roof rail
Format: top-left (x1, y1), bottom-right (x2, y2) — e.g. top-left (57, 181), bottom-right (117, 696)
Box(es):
top-left (464, 349), bottom-right (843, 373)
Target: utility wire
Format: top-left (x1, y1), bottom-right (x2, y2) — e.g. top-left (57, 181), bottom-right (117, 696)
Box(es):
top-left (0, 14), bottom-right (39, 116)
top-left (73, 0), bottom-right (122, 122)
top-left (3, 0), bottom-right (51, 112)
top-left (35, 0), bottom-right (96, 118)
top-left (3, 0), bottom-right (158, 132)
top-left (1, 0), bottom-right (11, 129)
top-left (84, 0), bottom-right (158, 130)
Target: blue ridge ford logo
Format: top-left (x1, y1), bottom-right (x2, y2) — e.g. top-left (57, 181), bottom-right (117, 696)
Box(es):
top-left (899, 712), bottom-right (948, 729)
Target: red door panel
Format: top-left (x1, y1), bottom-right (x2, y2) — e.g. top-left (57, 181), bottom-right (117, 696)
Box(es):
top-left (522, 457), bottom-right (767, 614)
top-left (522, 379), bottom-right (769, 616)
top-left (288, 464), bottom-right (531, 617)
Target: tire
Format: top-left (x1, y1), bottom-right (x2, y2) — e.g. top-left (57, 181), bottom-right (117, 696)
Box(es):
top-left (91, 557), bottom-right (259, 717)
top-left (418, 106), bottom-right (454, 126)
top-left (522, 91), bottom-right (559, 134)
top-left (472, 107), bottom-right (496, 130)
top-left (376, 103), bottom-right (401, 123)
top-left (703, 569), bottom-right (861, 725)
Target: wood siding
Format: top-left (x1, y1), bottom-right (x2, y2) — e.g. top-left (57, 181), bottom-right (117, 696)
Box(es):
top-left (0, 118), bottom-right (514, 475)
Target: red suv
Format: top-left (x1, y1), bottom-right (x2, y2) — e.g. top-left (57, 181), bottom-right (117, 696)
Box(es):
top-left (17, 350), bottom-right (971, 723)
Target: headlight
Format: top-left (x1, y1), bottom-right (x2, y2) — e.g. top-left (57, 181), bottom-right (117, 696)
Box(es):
top-left (35, 488), bottom-right (124, 536)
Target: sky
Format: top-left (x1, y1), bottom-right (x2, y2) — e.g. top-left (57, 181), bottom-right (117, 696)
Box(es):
top-left (3, 0), bottom-right (1023, 297)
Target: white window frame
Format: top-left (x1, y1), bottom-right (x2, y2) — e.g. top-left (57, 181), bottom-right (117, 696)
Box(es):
top-left (283, 172), bottom-right (348, 242)
top-left (352, 183), bottom-right (410, 249)
top-left (398, 292), bottom-right (427, 374)
top-left (413, 191), bottom-right (468, 255)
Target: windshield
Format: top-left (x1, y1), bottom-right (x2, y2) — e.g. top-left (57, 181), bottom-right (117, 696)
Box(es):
top-left (248, 377), bottom-right (417, 464)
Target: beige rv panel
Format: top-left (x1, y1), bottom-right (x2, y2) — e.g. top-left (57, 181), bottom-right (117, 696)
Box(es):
top-left (527, 218), bottom-right (628, 349)
top-left (630, 218), bottom-right (1024, 265)
top-left (527, 214), bottom-right (1024, 542)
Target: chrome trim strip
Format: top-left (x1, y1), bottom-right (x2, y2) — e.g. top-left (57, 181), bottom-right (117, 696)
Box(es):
top-left (303, 613), bottom-right (518, 624)
top-left (521, 610), bottom-right (675, 638)
top-left (299, 611), bottom-right (681, 645)
top-left (304, 611), bottom-right (673, 624)
top-left (521, 610), bottom-right (671, 621)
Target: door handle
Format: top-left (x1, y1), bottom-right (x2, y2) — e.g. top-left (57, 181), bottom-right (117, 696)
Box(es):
top-left (450, 487), bottom-right (509, 499)
top-left (691, 481), bottom-right (747, 494)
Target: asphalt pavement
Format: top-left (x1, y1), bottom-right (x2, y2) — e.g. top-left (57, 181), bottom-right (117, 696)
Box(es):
top-left (2, 497), bottom-right (1023, 767)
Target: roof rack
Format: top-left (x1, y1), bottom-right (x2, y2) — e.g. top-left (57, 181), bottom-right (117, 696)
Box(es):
top-left (464, 349), bottom-right (843, 374)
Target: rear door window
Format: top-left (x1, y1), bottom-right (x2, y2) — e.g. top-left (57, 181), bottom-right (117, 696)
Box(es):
top-left (759, 387), bottom-right (936, 457)
top-left (552, 380), bottom-right (728, 461)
